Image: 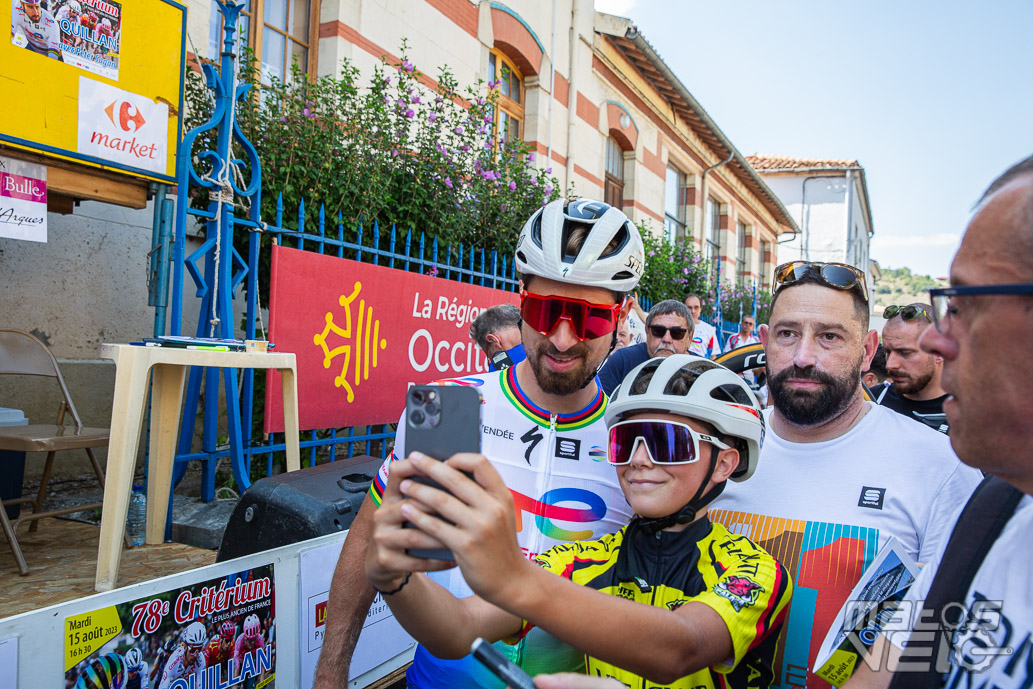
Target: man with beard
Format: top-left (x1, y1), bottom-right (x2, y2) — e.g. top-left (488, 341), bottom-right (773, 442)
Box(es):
top-left (873, 304), bottom-right (949, 433)
top-left (597, 299), bottom-right (693, 395)
top-left (707, 261), bottom-right (980, 689)
top-left (313, 198), bottom-right (645, 689)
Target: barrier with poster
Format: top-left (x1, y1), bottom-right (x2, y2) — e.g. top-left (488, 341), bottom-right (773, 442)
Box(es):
top-left (0, 530), bottom-right (414, 688)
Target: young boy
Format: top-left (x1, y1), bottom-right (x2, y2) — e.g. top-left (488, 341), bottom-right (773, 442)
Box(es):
top-left (366, 354), bottom-right (793, 689)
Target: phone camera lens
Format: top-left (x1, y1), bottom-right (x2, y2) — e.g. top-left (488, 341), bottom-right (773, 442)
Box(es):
top-left (411, 409), bottom-right (425, 425)
top-left (426, 390), bottom-right (437, 402)
top-left (411, 390), bottom-right (425, 404)
top-left (425, 402), bottom-right (439, 416)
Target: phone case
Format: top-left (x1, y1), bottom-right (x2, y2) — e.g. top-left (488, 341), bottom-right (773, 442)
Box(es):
top-left (404, 384), bottom-right (482, 559)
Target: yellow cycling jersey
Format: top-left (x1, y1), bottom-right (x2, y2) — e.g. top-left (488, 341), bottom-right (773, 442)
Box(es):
top-left (524, 517), bottom-right (793, 689)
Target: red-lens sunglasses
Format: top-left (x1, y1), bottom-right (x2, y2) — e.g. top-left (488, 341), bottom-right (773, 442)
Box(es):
top-left (519, 290), bottom-right (623, 341)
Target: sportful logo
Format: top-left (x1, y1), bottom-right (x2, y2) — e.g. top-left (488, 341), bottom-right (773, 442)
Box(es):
top-left (510, 487), bottom-right (607, 541)
top-left (858, 487), bottom-right (886, 510)
top-left (313, 280), bottom-right (388, 403)
top-left (555, 437), bottom-right (580, 460)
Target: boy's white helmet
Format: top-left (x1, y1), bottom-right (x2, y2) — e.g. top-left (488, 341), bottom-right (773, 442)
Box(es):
top-left (515, 198), bottom-right (644, 293)
top-left (606, 354), bottom-right (764, 481)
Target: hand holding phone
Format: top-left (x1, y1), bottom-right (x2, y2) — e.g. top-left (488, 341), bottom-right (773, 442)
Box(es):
top-left (403, 384), bottom-right (481, 559)
top-left (471, 637), bottom-right (537, 689)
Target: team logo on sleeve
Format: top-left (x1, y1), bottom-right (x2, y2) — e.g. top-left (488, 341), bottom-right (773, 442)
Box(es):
top-left (714, 576), bottom-right (764, 612)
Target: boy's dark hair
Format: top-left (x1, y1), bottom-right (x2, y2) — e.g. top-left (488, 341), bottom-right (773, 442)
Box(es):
top-left (866, 344), bottom-right (888, 384)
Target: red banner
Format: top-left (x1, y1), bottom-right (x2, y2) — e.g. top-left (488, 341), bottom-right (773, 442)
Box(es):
top-left (264, 246), bottom-right (519, 431)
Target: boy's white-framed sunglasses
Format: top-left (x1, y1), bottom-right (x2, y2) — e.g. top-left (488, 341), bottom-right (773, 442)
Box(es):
top-left (608, 419), bottom-right (729, 466)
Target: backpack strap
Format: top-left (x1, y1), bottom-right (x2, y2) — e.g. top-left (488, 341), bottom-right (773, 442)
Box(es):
top-left (888, 475), bottom-right (1024, 689)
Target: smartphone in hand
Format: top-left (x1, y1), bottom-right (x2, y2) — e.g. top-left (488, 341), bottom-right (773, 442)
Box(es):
top-left (471, 637), bottom-right (537, 689)
top-left (403, 384), bottom-right (482, 559)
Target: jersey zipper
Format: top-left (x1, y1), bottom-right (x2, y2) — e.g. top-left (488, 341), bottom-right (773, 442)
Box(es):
top-left (531, 413), bottom-right (558, 561)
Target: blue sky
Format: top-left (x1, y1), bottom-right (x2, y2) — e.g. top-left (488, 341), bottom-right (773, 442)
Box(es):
top-left (595, 0), bottom-right (1033, 278)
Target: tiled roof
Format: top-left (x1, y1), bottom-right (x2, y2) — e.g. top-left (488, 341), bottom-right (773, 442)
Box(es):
top-left (746, 154), bottom-right (862, 171)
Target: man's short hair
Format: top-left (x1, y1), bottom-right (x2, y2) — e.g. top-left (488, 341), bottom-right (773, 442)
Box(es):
top-left (468, 303), bottom-right (521, 351)
top-left (867, 343), bottom-right (888, 382)
top-left (769, 275), bottom-right (870, 329)
top-left (645, 300), bottom-right (693, 329)
top-left (684, 293), bottom-right (702, 304)
top-left (977, 152), bottom-right (1033, 274)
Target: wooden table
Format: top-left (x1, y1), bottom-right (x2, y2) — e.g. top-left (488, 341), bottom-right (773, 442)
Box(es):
top-left (95, 344), bottom-right (300, 591)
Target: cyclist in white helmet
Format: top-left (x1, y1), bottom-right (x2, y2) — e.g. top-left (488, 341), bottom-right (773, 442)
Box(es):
top-left (54, 0), bottom-right (81, 25)
top-left (367, 354), bottom-right (793, 689)
top-left (314, 199), bottom-right (646, 689)
top-left (156, 621), bottom-right (207, 689)
top-left (11, 0), bottom-right (60, 59)
top-left (123, 647), bottom-right (149, 689)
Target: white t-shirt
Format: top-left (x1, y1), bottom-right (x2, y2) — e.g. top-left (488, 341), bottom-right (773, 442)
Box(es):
top-left (891, 493), bottom-right (1033, 687)
top-left (708, 403), bottom-right (982, 689)
top-left (726, 331), bottom-right (761, 351)
top-left (689, 319), bottom-right (722, 358)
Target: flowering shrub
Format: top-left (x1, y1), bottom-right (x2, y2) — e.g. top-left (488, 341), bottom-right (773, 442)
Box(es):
top-left (635, 229), bottom-right (712, 313)
top-left (718, 280), bottom-right (771, 326)
top-left (184, 41), bottom-right (561, 258)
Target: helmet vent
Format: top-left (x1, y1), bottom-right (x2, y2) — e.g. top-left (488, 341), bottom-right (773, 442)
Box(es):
top-left (598, 223), bottom-right (631, 259)
top-left (711, 384), bottom-right (753, 405)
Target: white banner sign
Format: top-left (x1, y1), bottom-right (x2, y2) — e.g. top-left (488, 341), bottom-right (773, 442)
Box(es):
top-left (299, 540), bottom-right (416, 688)
top-left (76, 76), bottom-right (168, 175)
top-left (0, 636), bottom-right (17, 688)
top-left (0, 156), bottom-right (47, 243)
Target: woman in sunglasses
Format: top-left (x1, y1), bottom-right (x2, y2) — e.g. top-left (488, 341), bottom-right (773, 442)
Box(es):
top-left (366, 354), bottom-right (792, 689)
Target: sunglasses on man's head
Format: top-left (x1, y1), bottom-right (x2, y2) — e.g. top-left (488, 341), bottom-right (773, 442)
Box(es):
top-left (883, 304), bottom-right (931, 322)
top-left (773, 261), bottom-right (869, 302)
top-left (608, 419), bottom-right (729, 466)
top-left (519, 290), bottom-right (622, 341)
top-left (647, 324), bottom-right (689, 340)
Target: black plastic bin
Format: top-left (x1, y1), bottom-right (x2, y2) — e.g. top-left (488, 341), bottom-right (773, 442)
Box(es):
top-left (216, 455), bottom-right (383, 562)
top-left (0, 407), bottom-right (29, 520)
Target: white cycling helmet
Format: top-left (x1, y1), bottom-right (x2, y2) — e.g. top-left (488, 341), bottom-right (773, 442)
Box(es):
top-left (181, 621), bottom-right (207, 647)
top-left (124, 648), bottom-right (143, 671)
top-left (243, 614), bottom-right (261, 638)
top-left (607, 354), bottom-right (764, 482)
top-left (515, 198), bottom-right (645, 293)
top-left (67, 0), bottom-right (82, 13)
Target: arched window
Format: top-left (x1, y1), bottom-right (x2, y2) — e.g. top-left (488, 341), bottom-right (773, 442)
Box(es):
top-left (605, 136), bottom-right (625, 208)
top-left (489, 49), bottom-right (524, 149)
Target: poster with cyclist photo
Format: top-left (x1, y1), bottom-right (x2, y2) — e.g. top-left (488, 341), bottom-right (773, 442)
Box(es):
top-left (63, 565), bottom-right (277, 689)
top-left (10, 0), bottom-right (121, 80)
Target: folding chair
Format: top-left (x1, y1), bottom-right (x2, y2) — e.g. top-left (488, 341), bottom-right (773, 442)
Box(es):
top-left (0, 329), bottom-right (119, 575)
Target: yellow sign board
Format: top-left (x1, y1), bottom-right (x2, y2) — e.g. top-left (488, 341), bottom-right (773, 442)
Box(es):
top-left (1, 0), bottom-right (186, 184)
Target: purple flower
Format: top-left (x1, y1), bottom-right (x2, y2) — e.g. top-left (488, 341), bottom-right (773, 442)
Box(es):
top-left (444, 177), bottom-right (453, 188)
top-left (478, 125), bottom-right (488, 135)
top-left (428, 112), bottom-right (438, 123)
top-left (412, 95), bottom-right (420, 104)
top-left (648, 249), bottom-right (656, 257)
top-left (477, 97), bottom-right (485, 106)
top-left (427, 266), bottom-right (438, 277)
top-left (454, 126), bottom-right (464, 135)
top-left (401, 60), bottom-right (413, 72)
top-left (385, 76), bottom-right (391, 84)
top-left (483, 140), bottom-right (492, 149)
top-left (501, 203), bottom-right (506, 211)
top-left (508, 181), bottom-right (517, 191)
top-left (405, 109), bottom-right (415, 118)
top-left (683, 267), bottom-right (689, 275)
top-left (461, 144), bottom-right (470, 152)
top-left (529, 178), bottom-right (538, 186)
top-left (281, 116), bottom-right (288, 122)
top-left (693, 255), bottom-right (701, 264)
top-left (303, 108), bottom-right (310, 117)
top-left (528, 152), bottom-right (535, 162)
top-left (483, 114), bottom-right (492, 123)
top-left (487, 79), bottom-right (496, 89)
top-left (544, 185), bottom-right (553, 195)
top-left (545, 167), bottom-right (552, 174)
top-left (392, 149), bottom-right (399, 157)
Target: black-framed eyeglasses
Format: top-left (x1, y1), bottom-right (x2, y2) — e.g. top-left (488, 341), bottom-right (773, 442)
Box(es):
top-left (883, 303), bottom-right (932, 322)
top-left (929, 284), bottom-right (1033, 333)
top-left (647, 324), bottom-right (689, 340)
top-left (773, 261), bottom-right (868, 303)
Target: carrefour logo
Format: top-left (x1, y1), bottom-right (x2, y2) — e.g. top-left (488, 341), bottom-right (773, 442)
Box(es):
top-left (510, 487), bottom-right (606, 541)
